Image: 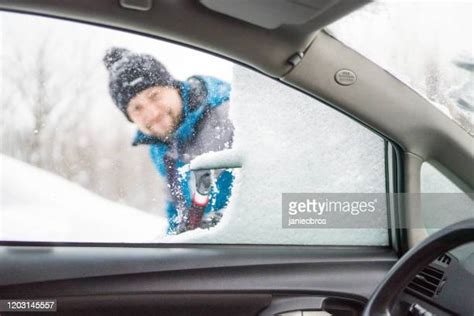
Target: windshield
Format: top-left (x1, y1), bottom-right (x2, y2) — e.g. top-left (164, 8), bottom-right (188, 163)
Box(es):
top-left (327, 0), bottom-right (473, 136)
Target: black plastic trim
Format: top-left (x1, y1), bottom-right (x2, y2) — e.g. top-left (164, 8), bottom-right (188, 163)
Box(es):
top-left (0, 246), bottom-right (397, 304)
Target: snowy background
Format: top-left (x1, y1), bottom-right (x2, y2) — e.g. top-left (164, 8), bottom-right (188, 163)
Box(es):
top-left (1, 11), bottom-right (388, 245)
top-left (1, 154), bottom-right (168, 242)
top-left (0, 12), bottom-right (232, 220)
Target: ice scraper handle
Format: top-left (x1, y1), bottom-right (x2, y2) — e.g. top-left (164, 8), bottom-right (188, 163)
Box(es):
top-left (186, 171), bottom-right (212, 230)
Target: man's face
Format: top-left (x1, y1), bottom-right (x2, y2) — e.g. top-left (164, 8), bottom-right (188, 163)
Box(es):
top-left (127, 86), bottom-right (183, 141)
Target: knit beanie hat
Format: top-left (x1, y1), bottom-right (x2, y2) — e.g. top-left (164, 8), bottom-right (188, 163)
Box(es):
top-left (103, 47), bottom-right (179, 121)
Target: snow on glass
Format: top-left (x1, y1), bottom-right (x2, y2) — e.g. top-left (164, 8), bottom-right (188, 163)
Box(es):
top-left (327, 0), bottom-right (474, 135)
top-left (1, 11), bottom-right (387, 245)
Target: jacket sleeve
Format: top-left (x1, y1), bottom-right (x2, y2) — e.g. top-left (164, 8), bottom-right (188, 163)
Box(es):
top-left (149, 144), bottom-right (190, 220)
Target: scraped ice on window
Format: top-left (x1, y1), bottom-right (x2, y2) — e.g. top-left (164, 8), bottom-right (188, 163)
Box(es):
top-left (163, 66), bottom-right (388, 246)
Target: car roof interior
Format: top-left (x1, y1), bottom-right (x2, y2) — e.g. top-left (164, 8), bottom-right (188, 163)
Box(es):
top-left (0, 0), bottom-right (472, 246)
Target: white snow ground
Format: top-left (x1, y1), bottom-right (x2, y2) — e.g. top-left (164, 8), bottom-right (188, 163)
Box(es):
top-left (0, 154), bottom-right (168, 242)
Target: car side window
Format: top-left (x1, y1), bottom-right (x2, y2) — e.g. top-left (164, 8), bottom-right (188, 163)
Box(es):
top-left (421, 162), bottom-right (473, 234)
top-left (1, 12), bottom-right (388, 245)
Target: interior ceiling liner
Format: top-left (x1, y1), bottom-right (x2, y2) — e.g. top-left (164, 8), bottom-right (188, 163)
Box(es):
top-left (200, 0), bottom-right (339, 29)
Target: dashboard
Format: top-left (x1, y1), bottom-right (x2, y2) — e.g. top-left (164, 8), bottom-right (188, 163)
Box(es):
top-left (397, 247), bottom-right (474, 316)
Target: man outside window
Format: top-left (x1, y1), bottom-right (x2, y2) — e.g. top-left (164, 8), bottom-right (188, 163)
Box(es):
top-left (103, 47), bottom-right (234, 234)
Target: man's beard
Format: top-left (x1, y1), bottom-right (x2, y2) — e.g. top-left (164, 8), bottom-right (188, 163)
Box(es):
top-left (147, 110), bottom-right (182, 142)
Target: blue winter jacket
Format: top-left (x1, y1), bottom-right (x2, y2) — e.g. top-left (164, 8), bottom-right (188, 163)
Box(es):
top-left (132, 76), bottom-right (234, 230)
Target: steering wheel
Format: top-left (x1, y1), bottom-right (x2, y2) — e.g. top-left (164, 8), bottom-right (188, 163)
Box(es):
top-left (363, 218), bottom-right (474, 315)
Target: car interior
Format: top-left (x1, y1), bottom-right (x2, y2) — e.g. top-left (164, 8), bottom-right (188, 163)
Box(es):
top-left (0, 0), bottom-right (473, 315)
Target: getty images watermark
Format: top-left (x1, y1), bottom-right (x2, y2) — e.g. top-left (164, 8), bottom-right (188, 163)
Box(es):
top-left (282, 193), bottom-right (474, 229)
top-left (282, 193), bottom-right (386, 229)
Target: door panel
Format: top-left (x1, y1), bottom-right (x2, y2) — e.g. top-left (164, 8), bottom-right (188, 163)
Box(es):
top-left (0, 245), bottom-right (396, 315)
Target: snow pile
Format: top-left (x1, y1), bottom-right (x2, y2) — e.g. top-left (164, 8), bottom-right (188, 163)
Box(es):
top-left (0, 154), bottom-right (168, 242)
top-left (161, 66), bottom-right (388, 246)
